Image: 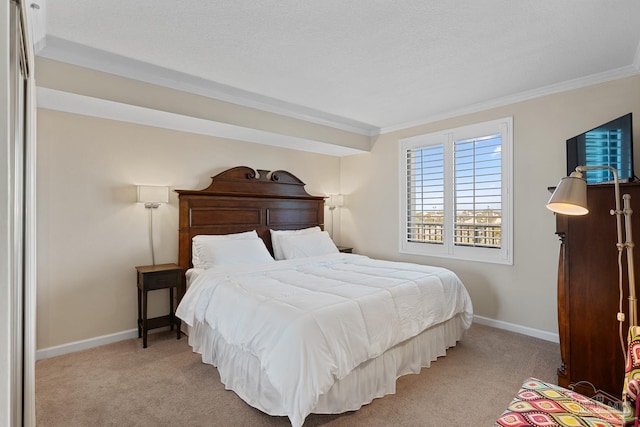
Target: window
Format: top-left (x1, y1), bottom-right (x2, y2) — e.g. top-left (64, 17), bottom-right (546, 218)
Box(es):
top-left (400, 117), bottom-right (513, 265)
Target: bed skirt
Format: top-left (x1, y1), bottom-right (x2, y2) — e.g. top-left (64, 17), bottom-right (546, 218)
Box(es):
top-left (187, 312), bottom-right (468, 420)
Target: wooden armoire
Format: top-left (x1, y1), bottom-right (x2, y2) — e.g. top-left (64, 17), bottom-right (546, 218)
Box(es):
top-left (554, 182), bottom-right (640, 400)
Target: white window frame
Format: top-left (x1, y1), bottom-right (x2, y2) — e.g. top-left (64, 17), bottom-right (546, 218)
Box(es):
top-left (399, 117), bottom-right (513, 265)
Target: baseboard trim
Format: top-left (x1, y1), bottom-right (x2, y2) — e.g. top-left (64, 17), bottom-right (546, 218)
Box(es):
top-left (36, 316), bottom-right (558, 360)
top-left (36, 326), bottom-right (174, 360)
top-left (473, 315), bottom-right (560, 343)
top-left (36, 329), bottom-right (138, 360)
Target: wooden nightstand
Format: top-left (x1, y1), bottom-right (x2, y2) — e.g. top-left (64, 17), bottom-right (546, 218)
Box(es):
top-left (136, 263), bottom-right (182, 348)
top-left (337, 246), bottom-right (353, 253)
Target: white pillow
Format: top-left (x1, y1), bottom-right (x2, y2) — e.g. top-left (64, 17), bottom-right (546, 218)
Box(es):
top-left (192, 230), bottom-right (259, 268)
top-left (278, 231), bottom-right (339, 260)
top-left (270, 226), bottom-right (321, 260)
top-left (195, 238), bottom-right (274, 269)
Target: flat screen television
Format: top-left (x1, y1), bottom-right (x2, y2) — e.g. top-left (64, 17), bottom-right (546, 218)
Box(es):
top-left (566, 113), bottom-right (634, 184)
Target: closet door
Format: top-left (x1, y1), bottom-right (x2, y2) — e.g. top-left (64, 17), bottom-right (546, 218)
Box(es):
top-left (1, 1), bottom-right (35, 425)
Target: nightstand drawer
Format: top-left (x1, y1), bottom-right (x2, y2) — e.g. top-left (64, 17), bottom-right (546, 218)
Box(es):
top-left (140, 270), bottom-right (179, 291)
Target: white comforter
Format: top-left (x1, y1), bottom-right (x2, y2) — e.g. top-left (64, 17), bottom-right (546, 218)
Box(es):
top-left (177, 253), bottom-right (473, 427)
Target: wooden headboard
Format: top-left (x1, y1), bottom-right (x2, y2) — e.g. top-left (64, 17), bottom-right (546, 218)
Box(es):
top-left (175, 166), bottom-right (325, 295)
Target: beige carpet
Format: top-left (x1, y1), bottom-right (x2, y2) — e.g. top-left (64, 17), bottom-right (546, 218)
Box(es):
top-left (35, 324), bottom-right (559, 426)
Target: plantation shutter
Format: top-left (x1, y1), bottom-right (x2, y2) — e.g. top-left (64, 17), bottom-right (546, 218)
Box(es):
top-left (406, 144), bottom-right (445, 244)
top-left (453, 134), bottom-right (502, 248)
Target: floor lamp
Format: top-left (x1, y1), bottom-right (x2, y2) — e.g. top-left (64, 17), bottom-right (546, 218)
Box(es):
top-left (547, 165), bottom-right (637, 357)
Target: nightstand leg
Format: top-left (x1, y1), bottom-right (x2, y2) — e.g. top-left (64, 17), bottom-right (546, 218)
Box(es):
top-left (142, 289), bottom-right (148, 349)
top-left (170, 287), bottom-right (181, 340)
top-left (137, 287), bottom-right (142, 338)
top-left (169, 287), bottom-right (174, 331)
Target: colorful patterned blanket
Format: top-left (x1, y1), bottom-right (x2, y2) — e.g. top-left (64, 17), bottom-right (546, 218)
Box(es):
top-left (623, 325), bottom-right (640, 426)
top-left (495, 378), bottom-right (622, 427)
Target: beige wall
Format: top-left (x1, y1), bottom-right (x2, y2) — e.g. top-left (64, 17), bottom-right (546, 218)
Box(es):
top-left (341, 74), bottom-right (640, 334)
top-left (36, 109), bottom-right (341, 349)
top-left (35, 58), bottom-right (640, 349)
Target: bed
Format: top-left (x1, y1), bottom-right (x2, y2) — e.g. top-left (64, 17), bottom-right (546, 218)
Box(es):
top-left (174, 166), bottom-right (473, 427)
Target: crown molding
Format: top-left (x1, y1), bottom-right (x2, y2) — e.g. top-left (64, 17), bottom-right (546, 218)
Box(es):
top-left (381, 65), bottom-right (640, 134)
top-left (36, 36), bottom-right (379, 137)
top-left (36, 87), bottom-right (368, 157)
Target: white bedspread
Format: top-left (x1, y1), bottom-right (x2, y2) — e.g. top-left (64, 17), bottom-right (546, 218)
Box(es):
top-left (177, 253), bottom-right (473, 427)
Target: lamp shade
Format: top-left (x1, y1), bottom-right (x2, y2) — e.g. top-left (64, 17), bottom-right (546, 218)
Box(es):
top-left (136, 185), bottom-right (169, 204)
top-left (332, 194), bottom-right (344, 207)
top-left (327, 194), bottom-right (344, 208)
top-left (546, 173), bottom-right (588, 215)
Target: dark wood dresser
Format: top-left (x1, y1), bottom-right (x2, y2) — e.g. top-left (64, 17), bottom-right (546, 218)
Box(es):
top-left (554, 182), bottom-right (640, 399)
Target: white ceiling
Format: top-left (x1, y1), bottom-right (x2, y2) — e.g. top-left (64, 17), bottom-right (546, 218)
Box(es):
top-left (30, 1), bottom-right (640, 135)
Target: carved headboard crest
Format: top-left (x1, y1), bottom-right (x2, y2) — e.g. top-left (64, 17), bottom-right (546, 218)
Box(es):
top-left (177, 166), bottom-right (314, 198)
